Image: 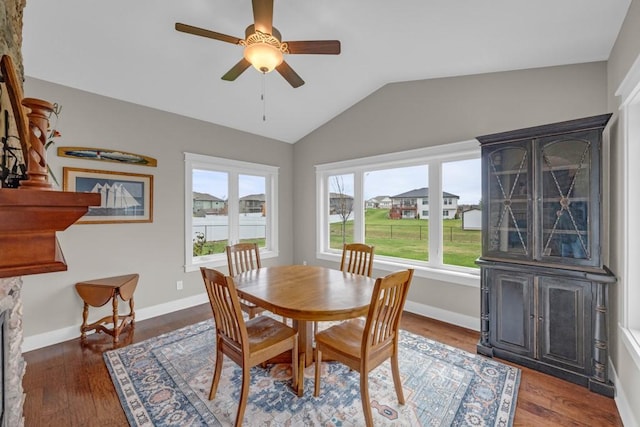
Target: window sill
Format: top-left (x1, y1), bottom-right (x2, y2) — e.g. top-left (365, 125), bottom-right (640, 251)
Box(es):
top-left (185, 249), bottom-right (279, 273)
top-left (316, 252), bottom-right (480, 288)
top-left (620, 324), bottom-right (640, 373)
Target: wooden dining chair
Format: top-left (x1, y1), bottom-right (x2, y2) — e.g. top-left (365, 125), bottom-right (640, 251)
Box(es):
top-left (340, 243), bottom-right (375, 276)
top-left (226, 242), bottom-right (265, 319)
top-left (313, 268), bottom-right (414, 427)
top-left (314, 242), bottom-right (376, 335)
top-left (200, 267), bottom-right (299, 427)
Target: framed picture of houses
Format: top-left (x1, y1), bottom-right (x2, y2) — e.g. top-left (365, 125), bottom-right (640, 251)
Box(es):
top-left (63, 167), bottom-right (153, 224)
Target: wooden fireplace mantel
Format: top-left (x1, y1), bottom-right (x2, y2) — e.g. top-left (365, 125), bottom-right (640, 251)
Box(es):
top-left (0, 188), bottom-right (101, 278)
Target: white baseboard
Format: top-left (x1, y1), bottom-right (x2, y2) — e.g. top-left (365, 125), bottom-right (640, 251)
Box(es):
top-left (404, 300), bottom-right (479, 331)
top-left (610, 358), bottom-right (639, 427)
top-left (21, 292), bottom-right (209, 353)
top-left (22, 295), bottom-right (476, 352)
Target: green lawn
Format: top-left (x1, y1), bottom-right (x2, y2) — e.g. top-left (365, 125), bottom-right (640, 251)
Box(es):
top-left (193, 234), bottom-right (265, 256)
top-left (331, 208), bottom-right (481, 268)
top-left (193, 208), bottom-right (481, 268)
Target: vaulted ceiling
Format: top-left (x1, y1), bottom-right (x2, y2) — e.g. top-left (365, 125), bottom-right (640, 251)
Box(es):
top-left (22, 1), bottom-right (631, 143)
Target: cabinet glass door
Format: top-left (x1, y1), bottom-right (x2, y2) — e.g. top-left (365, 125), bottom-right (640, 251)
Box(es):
top-left (538, 131), bottom-right (599, 267)
top-left (484, 143), bottom-right (531, 259)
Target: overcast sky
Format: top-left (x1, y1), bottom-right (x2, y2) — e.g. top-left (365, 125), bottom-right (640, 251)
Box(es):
top-left (193, 170), bottom-right (265, 200)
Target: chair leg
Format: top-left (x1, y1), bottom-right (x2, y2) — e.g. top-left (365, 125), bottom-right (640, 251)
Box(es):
top-left (313, 348), bottom-right (322, 397)
top-left (209, 346), bottom-right (224, 400)
top-left (297, 353), bottom-right (305, 398)
top-left (360, 372), bottom-right (374, 427)
top-left (235, 366), bottom-right (251, 427)
top-left (391, 351), bottom-right (405, 404)
top-left (291, 336), bottom-right (299, 391)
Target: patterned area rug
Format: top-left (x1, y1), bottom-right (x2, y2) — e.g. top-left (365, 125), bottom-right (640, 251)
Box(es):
top-left (104, 319), bottom-right (520, 426)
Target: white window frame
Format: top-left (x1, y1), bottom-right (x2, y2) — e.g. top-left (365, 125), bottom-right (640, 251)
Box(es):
top-left (315, 140), bottom-right (480, 287)
top-left (184, 152), bottom-right (279, 272)
top-left (616, 52), bottom-right (640, 370)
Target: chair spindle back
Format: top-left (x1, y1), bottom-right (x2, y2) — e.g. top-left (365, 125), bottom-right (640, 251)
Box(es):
top-left (363, 269), bottom-right (413, 353)
top-left (200, 267), bottom-right (247, 351)
top-left (226, 243), bottom-right (262, 276)
top-left (340, 243), bottom-right (375, 277)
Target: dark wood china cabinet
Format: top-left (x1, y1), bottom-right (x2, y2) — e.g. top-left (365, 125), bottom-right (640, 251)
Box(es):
top-left (476, 114), bottom-right (615, 397)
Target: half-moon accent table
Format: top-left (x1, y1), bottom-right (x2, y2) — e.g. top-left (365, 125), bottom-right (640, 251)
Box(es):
top-left (75, 273), bottom-right (139, 343)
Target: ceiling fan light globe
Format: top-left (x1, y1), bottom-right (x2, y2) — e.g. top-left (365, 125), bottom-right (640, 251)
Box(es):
top-left (244, 43), bottom-right (283, 73)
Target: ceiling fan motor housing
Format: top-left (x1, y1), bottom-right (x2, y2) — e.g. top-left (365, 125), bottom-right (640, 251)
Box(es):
top-left (241, 25), bottom-right (288, 73)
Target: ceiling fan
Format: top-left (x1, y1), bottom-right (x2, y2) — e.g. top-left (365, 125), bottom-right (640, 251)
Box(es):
top-left (175, 0), bottom-right (341, 88)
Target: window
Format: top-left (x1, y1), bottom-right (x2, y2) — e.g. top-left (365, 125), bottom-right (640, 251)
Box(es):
top-left (184, 153), bottom-right (278, 271)
top-left (328, 173), bottom-right (354, 249)
top-left (616, 53), bottom-right (640, 367)
top-left (316, 140), bottom-right (481, 286)
top-left (365, 165), bottom-right (429, 259)
top-left (443, 158), bottom-right (482, 268)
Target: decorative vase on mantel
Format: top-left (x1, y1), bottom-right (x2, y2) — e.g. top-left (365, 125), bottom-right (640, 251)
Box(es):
top-left (0, 54), bottom-right (101, 279)
top-left (19, 97), bottom-right (55, 190)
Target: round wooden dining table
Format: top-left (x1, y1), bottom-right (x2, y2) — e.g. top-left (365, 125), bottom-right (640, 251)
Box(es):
top-left (233, 265), bottom-right (376, 395)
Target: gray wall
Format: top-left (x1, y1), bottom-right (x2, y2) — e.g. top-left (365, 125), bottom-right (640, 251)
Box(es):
top-left (607, 0), bottom-right (640, 423)
top-left (21, 63), bottom-right (609, 347)
top-left (293, 62), bottom-right (607, 320)
top-left (20, 78), bottom-right (294, 338)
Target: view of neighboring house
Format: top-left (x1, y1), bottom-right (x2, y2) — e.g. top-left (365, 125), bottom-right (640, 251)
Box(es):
top-left (239, 193), bottom-right (266, 215)
top-left (193, 192), bottom-right (225, 216)
top-left (365, 196), bottom-right (392, 209)
top-left (329, 192), bottom-right (354, 215)
top-left (193, 192), bottom-right (267, 216)
top-left (389, 187), bottom-right (459, 219)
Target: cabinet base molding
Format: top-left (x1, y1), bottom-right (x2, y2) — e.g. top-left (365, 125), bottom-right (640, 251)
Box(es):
top-left (477, 342), bottom-right (614, 397)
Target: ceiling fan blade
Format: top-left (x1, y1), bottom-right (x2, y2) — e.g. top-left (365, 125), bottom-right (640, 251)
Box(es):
top-left (252, 0), bottom-right (274, 34)
top-left (222, 58), bottom-right (252, 81)
top-left (276, 61), bottom-right (305, 88)
top-left (175, 23), bottom-right (243, 45)
top-left (285, 40), bottom-right (341, 55)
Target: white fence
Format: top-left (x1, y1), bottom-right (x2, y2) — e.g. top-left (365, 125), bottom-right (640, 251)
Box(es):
top-left (193, 213), bottom-right (266, 242)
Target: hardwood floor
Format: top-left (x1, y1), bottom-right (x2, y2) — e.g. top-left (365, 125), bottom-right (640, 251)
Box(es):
top-left (23, 305), bottom-right (622, 426)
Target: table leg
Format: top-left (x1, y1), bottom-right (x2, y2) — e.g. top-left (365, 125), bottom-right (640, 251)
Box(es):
top-left (112, 295), bottom-right (119, 343)
top-left (293, 319), bottom-right (314, 367)
top-left (297, 352), bottom-right (305, 397)
top-left (129, 296), bottom-right (135, 324)
top-left (80, 302), bottom-right (89, 340)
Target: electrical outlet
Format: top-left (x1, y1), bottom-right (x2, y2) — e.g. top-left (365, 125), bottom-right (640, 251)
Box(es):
top-left (176, 280), bottom-right (183, 290)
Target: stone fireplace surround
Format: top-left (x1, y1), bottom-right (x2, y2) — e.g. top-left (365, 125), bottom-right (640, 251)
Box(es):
top-left (1, 3), bottom-right (95, 426)
top-left (0, 276), bottom-right (25, 427)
